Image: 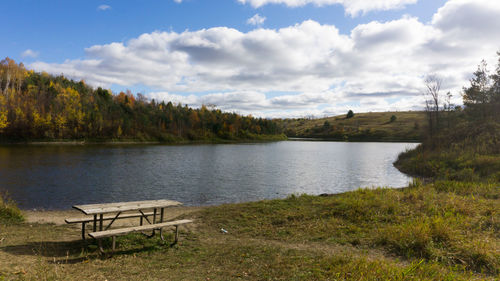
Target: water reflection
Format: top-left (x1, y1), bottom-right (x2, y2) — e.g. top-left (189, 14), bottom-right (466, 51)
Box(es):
top-left (0, 142), bottom-right (418, 210)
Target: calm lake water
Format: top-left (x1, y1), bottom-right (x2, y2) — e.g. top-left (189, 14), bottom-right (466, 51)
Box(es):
top-left (0, 141), bottom-right (418, 210)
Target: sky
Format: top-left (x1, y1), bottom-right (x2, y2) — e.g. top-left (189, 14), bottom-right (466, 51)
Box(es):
top-left (2, 0), bottom-right (500, 118)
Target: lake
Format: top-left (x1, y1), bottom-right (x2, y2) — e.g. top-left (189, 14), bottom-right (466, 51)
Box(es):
top-left (0, 141), bottom-right (418, 210)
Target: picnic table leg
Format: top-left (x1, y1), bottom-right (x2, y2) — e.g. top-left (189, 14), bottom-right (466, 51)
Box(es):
top-left (81, 222), bottom-right (86, 240)
top-left (93, 215), bottom-right (97, 232)
top-left (139, 210), bottom-right (152, 224)
top-left (98, 239), bottom-right (105, 254)
top-left (140, 216), bottom-right (143, 226)
top-left (105, 212), bottom-right (122, 231)
top-left (99, 214), bottom-right (103, 231)
top-left (151, 208), bottom-right (157, 236)
top-left (160, 208), bottom-right (164, 223)
top-left (112, 236), bottom-right (116, 252)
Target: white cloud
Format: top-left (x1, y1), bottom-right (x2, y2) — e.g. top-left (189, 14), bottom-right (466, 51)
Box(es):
top-left (31, 0), bottom-right (500, 118)
top-left (173, 0), bottom-right (183, 3)
top-left (21, 49), bottom-right (39, 58)
top-left (97, 5), bottom-right (111, 11)
top-left (237, 0), bottom-right (418, 17)
top-left (247, 14), bottom-right (266, 26)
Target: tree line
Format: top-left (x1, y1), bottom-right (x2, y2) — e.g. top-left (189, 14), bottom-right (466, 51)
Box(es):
top-left (422, 52), bottom-right (500, 148)
top-left (0, 58), bottom-right (282, 142)
top-left (396, 51), bottom-right (500, 181)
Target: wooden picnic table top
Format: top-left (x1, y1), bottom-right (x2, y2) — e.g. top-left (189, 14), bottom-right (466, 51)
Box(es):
top-left (73, 199), bottom-right (182, 215)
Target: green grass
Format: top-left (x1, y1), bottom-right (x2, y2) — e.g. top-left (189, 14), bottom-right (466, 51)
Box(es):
top-left (395, 120), bottom-right (500, 181)
top-left (280, 111), bottom-right (426, 141)
top-left (199, 183), bottom-right (499, 275)
top-left (0, 192), bottom-right (24, 224)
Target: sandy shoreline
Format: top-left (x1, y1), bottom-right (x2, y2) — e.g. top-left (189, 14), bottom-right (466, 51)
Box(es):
top-left (22, 206), bottom-right (205, 226)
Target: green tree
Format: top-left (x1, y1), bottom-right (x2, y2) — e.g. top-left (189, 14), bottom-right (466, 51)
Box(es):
top-left (346, 110), bottom-right (354, 119)
top-left (489, 52), bottom-right (500, 119)
top-left (462, 57), bottom-right (500, 121)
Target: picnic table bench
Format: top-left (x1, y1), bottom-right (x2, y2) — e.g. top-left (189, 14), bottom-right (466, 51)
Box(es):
top-left (66, 199), bottom-right (193, 253)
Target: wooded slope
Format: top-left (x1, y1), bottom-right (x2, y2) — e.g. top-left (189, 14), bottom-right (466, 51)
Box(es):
top-left (0, 58), bottom-right (283, 142)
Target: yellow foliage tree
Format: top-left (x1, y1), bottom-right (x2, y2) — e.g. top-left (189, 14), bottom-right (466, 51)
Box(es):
top-left (0, 110), bottom-right (8, 130)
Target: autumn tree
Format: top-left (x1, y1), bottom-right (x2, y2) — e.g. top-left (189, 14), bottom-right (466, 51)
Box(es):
top-left (0, 58), bottom-right (283, 141)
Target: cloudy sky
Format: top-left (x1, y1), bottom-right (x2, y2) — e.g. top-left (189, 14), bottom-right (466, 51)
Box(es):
top-left (2, 0), bottom-right (500, 118)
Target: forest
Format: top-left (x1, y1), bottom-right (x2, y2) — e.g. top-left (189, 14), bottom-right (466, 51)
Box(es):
top-left (0, 58), bottom-right (283, 142)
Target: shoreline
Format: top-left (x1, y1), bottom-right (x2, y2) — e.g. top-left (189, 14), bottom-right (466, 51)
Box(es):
top-left (0, 137), bottom-right (288, 146)
top-left (21, 185), bottom-right (415, 225)
top-left (0, 136), bottom-right (425, 146)
top-left (287, 137), bottom-right (421, 143)
top-left (0, 138), bottom-right (421, 145)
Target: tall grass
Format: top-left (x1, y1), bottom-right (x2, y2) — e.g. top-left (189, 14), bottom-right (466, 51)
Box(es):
top-left (0, 192), bottom-right (24, 224)
top-left (395, 120), bottom-right (500, 181)
top-left (199, 182), bottom-right (500, 275)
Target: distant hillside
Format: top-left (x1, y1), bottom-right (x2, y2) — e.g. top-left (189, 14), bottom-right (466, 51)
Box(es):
top-left (280, 111), bottom-right (426, 142)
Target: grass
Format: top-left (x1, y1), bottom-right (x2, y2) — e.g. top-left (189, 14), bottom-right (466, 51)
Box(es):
top-left (0, 192), bottom-right (24, 224)
top-left (395, 120), bottom-right (500, 181)
top-left (0, 182), bottom-right (498, 280)
top-left (199, 182), bottom-right (499, 275)
top-left (280, 111), bottom-right (426, 141)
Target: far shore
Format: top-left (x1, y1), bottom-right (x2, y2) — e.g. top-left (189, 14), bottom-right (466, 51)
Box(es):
top-left (287, 137), bottom-right (421, 143)
top-left (0, 136), bottom-right (288, 146)
top-left (0, 137), bottom-right (421, 146)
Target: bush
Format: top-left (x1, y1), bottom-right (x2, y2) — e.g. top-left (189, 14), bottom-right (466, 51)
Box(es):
top-left (346, 110), bottom-right (354, 119)
top-left (0, 192), bottom-right (24, 224)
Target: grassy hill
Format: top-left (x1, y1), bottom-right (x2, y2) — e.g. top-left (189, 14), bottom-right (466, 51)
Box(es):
top-left (280, 111), bottom-right (426, 142)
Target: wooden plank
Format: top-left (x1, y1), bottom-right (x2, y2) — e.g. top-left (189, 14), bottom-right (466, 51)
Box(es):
top-left (65, 211), bottom-right (155, 224)
top-left (73, 199), bottom-right (182, 215)
top-left (88, 219), bottom-right (193, 239)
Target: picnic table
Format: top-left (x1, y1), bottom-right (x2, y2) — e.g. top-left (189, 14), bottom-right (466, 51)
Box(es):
top-left (66, 199), bottom-right (193, 253)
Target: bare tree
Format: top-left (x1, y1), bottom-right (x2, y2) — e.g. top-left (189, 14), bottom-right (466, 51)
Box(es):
top-left (425, 75), bottom-right (442, 112)
top-left (423, 74), bottom-right (443, 143)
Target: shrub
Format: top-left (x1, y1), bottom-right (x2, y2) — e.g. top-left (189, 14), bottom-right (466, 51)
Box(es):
top-left (0, 192), bottom-right (24, 224)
